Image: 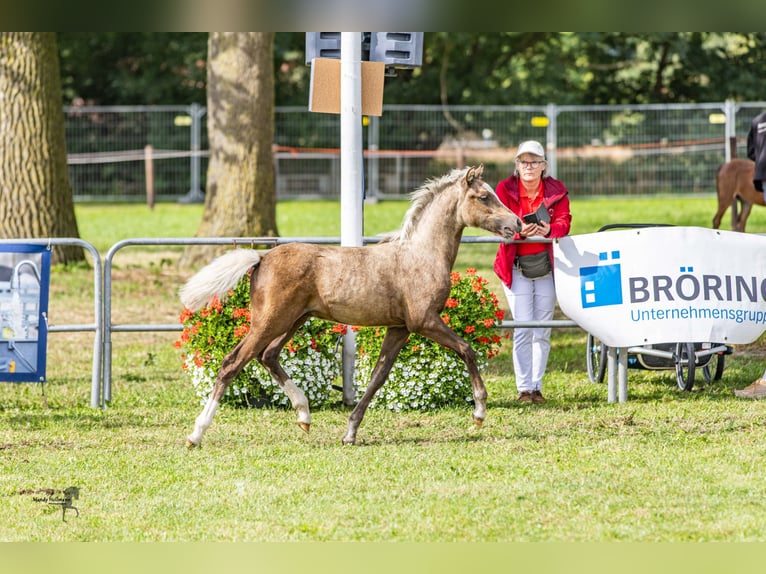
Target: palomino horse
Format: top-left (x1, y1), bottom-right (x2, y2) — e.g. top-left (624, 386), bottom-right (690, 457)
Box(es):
top-left (180, 165), bottom-right (523, 446)
top-left (712, 158), bottom-right (762, 232)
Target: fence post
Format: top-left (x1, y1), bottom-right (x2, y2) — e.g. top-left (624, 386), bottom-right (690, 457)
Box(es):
top-left (366, 115), bottom-right (380, 202)
top-left (179, 103), bottom-right (205, 204)
top-left (546, 103), bottom-right (558, 178)
top-left (725, 98), bottom-right (737, 163)
top-left (144, 145), bottom-right (154, 209)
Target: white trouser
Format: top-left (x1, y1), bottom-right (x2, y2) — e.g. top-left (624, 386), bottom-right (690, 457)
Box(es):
top-left (503, 267), bottom-right (556, 393)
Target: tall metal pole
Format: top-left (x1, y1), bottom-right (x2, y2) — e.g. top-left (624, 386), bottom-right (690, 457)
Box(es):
top-left (340, 32), bottom-right (364, 406)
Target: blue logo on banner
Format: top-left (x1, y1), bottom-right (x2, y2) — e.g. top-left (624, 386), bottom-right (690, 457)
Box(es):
top-left (580, 251), bottom-right (623, 308)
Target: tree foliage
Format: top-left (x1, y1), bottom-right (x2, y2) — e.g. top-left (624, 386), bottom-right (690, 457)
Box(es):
top-left (58, 33), bottom-right (766, 108)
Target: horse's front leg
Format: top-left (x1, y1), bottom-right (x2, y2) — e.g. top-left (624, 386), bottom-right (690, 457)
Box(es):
top-left (343, 326), bottom-right (409, 445)
top-left (417, 321), bottom-right (487, 427)
top-left (186, 333), bottom-right (261, 448)
top-left (260, 318), bottom-right (312, 434)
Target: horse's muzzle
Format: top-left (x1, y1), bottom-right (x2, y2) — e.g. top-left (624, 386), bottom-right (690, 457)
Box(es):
top-left (501, 217), bottom-right (523, 237)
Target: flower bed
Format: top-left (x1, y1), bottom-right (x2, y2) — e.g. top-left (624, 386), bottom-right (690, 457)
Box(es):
top-left (176, 268), bottom-right (504, 411)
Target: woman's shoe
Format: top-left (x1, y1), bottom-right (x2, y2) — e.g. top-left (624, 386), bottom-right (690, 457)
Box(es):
top-left (516, 391), bottom-right (534, 403)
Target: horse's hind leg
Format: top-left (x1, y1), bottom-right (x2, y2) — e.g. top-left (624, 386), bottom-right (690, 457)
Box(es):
top-left (712, 192), bottom-right (730, 229)
top-left (186, 332), bottom-right (266, 448)
top-left (259, 316), bottom-right (312, 434)
top-left (342, 326), bottom-right (409, 445)
top-left (738, 200), bottom-right (753, 232)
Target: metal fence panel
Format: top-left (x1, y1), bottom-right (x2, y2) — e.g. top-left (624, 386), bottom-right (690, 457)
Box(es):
top-left (64, 101), bottom-right (766, 202)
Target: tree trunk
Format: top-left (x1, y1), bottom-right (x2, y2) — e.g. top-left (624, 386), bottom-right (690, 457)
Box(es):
top-left (0, 33), bottom-right (84, 265)
top-left (180, 32), bottom-right (277, 268)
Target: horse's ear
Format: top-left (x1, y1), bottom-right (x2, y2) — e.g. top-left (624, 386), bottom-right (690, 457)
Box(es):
top-left (465, 164), bottom-right (483, 185)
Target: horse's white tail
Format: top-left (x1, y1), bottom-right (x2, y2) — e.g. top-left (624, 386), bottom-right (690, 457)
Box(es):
top-left (180, 249), bottom-right (262, 312)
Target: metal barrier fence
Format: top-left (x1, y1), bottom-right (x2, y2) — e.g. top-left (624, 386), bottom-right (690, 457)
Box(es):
top-left (65, 101), bottom-right (766, 202)
top-left (100, 236), bottom-right (574, 408)
top-left (0, 239), bottom-right (103, 408)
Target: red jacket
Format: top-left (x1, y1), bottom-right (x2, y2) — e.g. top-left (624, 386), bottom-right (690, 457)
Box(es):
top-left (493, 174), bottom-right (572, 288)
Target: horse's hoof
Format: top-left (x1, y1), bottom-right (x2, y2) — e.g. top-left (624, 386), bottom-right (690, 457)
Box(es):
top-left (298, 422), bottom-right (310, 434)
top-left (341, 437), bottom-right (356, 446)
top-left (186, 438), bottom-right (199, 449)
top-left (473, 417), bottom-right (484, 428)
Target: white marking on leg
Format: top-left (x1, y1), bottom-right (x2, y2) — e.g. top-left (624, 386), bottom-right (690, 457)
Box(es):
top-left (187, 398), bottom-right (219, 446)
top-left (281, 378), bottom-right (311, 425)
top-left (473, 400), bottom-right (487, 422)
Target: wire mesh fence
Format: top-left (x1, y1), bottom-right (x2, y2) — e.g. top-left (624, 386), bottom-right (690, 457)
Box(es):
top-left (64, 101), bottom-right (766, 202)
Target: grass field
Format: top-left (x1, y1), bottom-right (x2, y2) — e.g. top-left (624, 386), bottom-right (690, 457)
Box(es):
top-left (3, 193), bottom-right (766, 542)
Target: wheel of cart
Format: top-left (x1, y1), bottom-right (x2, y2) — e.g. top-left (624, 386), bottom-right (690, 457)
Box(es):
top-left (586, 333), bottom-right (607, 383)
top-left (702, 346), bottom-right (727, 383)
top-left (673, 343), bottom-right (697, 391)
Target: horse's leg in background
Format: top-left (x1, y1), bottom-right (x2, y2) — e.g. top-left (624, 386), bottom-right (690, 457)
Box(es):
top-left (259, 316), bottom-right (312, 433)
top-left (738, 200), bottom-right (754, 232)
top-left (731, 196), bottom-right (741, 231)
top-left (416, 320), bottom-right (488, 427)
top-left (712, 166), bottom-right (731, 229)
top-left (342, 326), bottom-right (409, 445)
top-left (187, 328), bottom-right (274, 448)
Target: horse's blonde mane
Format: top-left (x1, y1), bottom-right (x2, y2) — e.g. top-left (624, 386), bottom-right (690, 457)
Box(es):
top-left (377, 167), bottom-right (467, 243)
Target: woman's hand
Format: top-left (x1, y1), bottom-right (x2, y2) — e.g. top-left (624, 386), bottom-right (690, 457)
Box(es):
top-left (520, 221), bottom-right (549, 238)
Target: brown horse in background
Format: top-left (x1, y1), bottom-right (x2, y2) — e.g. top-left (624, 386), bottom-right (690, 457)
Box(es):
top-left (712, 158), bottom-right (762, 232)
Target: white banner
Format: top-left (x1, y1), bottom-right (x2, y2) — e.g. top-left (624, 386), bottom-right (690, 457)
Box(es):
top-left (553, 226), bottom-right (766, 347)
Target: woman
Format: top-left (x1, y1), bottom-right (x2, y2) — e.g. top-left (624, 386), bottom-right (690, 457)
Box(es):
top-left (493, 140), bottom-right (572, 404)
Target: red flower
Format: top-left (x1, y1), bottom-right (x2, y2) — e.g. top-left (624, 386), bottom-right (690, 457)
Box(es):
top-left (445, 297), bottom-right (459, 309)
top-left (494, 309), bottom-right (505, 321)
top-left (331, 323), bottom-right (348, 335)
top-left (232, 307), bottom-right (249, 319)
top-left (464, 325), bottom-right (476, 334)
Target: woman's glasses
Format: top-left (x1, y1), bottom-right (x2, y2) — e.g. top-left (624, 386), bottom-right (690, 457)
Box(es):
top-left (517, 160), bottom-right (545, 168)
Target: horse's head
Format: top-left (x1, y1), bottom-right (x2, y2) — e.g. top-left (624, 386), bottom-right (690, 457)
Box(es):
top-left (461, 164), bottom-right (523, 238)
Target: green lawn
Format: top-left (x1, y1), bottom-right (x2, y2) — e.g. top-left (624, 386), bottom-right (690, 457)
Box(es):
top-left (2, 194), bottom-right (766, 542)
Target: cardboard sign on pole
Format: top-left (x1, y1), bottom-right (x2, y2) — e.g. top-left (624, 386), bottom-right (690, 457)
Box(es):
top-left (309, 57), bottom-right (385, 116)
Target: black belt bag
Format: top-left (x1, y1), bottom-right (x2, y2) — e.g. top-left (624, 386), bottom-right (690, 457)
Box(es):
top-left (515, 252), bottom-right (552, 279)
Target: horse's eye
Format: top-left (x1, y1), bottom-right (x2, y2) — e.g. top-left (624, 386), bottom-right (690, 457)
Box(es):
top-left (478, 194), bottom-right (489, 203)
